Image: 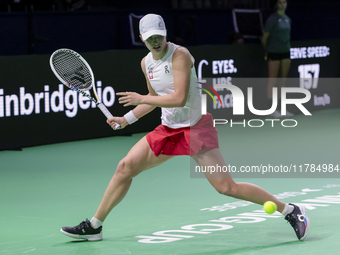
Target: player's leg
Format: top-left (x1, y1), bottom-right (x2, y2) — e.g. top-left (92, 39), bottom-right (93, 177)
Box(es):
top-left (192, 148), bottom-right (285, 211)
top-left (192, 148), bottom-right (309, 240)
top-left (267, 59), bottom-right (280, 99)
top-left (277, 58), bottom-right (293, 115)
top-left (277, 58), bottom-right (291, 91)
top-left (61, 136), bottom-right (173, 241)
top-left (279, 58), bottom-right (291, 79)
top-left (267, 59), bottom-right (281, 117)
top-left (94, 136), bottom-right (173, 222)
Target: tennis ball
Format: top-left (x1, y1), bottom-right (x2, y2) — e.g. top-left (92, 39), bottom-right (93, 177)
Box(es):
top-left (263, 201), bottom-right (277, 214)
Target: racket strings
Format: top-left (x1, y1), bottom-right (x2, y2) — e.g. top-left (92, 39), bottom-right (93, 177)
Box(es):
top-left (52, 51), bottom-right (93, 91)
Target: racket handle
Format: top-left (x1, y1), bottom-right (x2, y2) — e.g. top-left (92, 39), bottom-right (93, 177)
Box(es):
top-left (97, 103), bottom-right (121, 130)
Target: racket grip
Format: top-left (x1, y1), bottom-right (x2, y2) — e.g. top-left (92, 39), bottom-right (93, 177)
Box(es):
top-left (97, 103), bottom-right (121, 130)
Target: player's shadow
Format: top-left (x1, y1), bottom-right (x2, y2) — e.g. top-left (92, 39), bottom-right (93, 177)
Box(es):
top-left (54, 238), bottom-right (116, 245)
top-left (70, 240), bottom-right (89, 243)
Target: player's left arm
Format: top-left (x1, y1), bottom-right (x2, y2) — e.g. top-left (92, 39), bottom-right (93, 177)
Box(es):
top-left (118, 47), bottom-right (192, 108)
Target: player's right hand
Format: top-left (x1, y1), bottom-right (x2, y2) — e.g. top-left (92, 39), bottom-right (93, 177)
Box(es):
top-left (107, 116), bottom-right (127, 130)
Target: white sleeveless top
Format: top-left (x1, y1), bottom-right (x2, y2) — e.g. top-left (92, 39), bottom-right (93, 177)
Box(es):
top-left (144, 42), bottom-right (201, 128)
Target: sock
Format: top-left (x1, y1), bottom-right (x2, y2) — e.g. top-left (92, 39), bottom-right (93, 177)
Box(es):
top-left (281, 204), bottom-right (294, 216)
top-left (90, 217), bottom-right (103, 229)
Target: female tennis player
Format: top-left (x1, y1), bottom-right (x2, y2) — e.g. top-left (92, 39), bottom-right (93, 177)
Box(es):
top-left (61, 14), bottom-right (309, 242)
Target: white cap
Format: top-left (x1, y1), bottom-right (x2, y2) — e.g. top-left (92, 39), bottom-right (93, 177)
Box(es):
top-left (139, 14), bottom-right (167, 40)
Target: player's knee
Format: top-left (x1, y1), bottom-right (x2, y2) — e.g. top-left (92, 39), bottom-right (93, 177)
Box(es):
top-left (214, 181), bottom-right (238, 197)
top-left (115, 158), bottom-right (138, 179)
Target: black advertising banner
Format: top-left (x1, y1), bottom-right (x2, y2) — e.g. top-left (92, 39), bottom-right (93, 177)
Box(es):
top-left (190, 39), bottom-right (340, 120)
top-left (0, 49), bottom-right (161, 151)
top-left (1, 39), bottom-right (339, 150)
top-left (289, 40), bottom-right (340, 112)
top-left (191, 39), bottom-right (340, 78)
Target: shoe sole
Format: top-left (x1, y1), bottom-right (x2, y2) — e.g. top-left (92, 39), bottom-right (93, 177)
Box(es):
top-left (298, 206), bottom-right (310, 241)
top-left (60, 228), bottom-right (103, 241)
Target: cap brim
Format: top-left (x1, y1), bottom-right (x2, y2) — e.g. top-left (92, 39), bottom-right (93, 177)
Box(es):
top-left (141, 30), bottom-right (167, 40)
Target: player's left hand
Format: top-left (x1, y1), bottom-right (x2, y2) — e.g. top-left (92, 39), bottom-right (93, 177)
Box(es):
top-left (117, 92), bottom-right (144, 107)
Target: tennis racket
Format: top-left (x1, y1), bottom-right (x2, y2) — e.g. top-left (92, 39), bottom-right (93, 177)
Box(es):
top-left (49, 48), bottom-right (120, 129)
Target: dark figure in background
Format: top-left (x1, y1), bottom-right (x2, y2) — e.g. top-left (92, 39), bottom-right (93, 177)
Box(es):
top-left (261, 0), bottom-right (293, 117)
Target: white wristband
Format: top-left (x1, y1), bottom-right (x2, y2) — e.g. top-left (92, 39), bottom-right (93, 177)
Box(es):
top-left (124, 110), bottom-right (138, 125)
